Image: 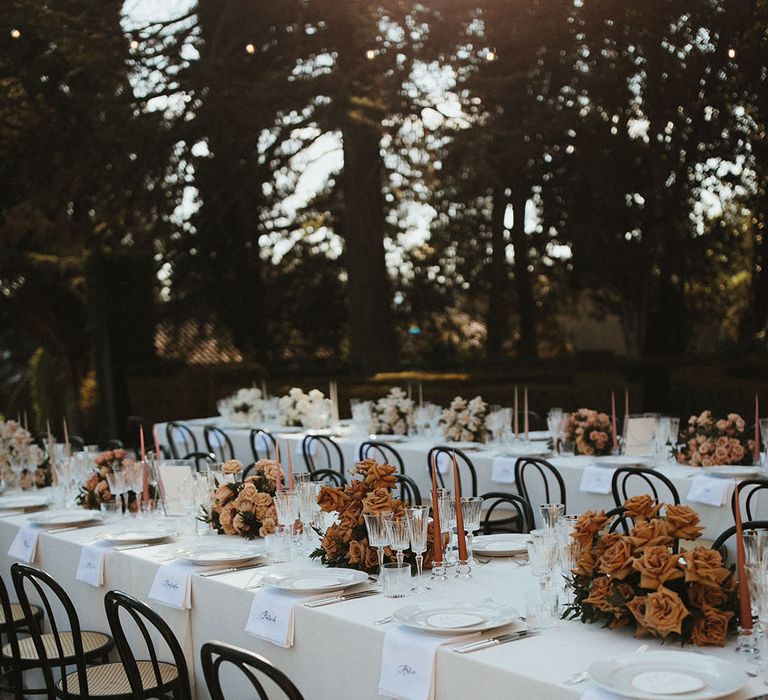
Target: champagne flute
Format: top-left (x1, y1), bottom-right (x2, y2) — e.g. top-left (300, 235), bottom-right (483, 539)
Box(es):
top-left (364, 512), bottom-right (392, 582)
top-left (460, 496), bottom-right (482, 564)
top-left (385, 514), bottom-right (410, 567)
top-left (406, 506), bottom-right (429, 591)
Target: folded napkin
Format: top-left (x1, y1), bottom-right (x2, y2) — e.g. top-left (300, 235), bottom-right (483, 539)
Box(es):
top-left (687, 475), bottom-right (734, 507)
top-left (491, 456), bottom-right (516, 484)
top-left (378, 626), bottom-right (481, 700)
top-left (245, 588), bottom-right (331, 648)
top-left (75, 541), bottom-right (112, 587)
top-left (581, 688), bottom-right (622, 700)
top-left (148, 561), bottom-right (197, 610)
top-left (579, 465), bottom-right (613, 494)
top-left (8, 524), bottom-right (40, 563)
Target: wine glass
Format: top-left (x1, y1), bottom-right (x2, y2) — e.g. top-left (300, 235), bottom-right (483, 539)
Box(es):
top-left (460, 496), bottom-right (482, 563)
top-left (385, 514), bottom-right (410, 567)
top-left (297, 480), bottom-right (320, 554)
top-left (105, 465), bottom-right (128, 515)
top-left (406, 506), bottom-right (429, 591)
top-left (274, 491), bottom-right (299, 551)
top-left (437, 489), bottom-right (456, 566)
top-left (527, 530), bottom-right (559, 627)
top-left (363, 512), bottom-right (392, 582)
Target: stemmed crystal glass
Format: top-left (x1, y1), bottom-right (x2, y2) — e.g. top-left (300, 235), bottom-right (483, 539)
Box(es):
top-left (460, 496), bottom-right (482, 563)
top-left (385, 514), bottom-right (410, 567)
top-left (527, 528), bottom-right (559, 627)
top-left (547, 408), bottom-right (564, 453)
top-left (406, 506), bottom-right (429, 591)
top-left (437, 489), bottom-right (456, 566)
top-left (106, 465), bottom-right (129, 515)
top-left (274, 491), bottom-right (299, 551)
top-left (364, 512), bottom-right (392, 581)
top-left (297, 481), bottom-right (320, 554)
top-left (760, 418), bottom-right (768, 469)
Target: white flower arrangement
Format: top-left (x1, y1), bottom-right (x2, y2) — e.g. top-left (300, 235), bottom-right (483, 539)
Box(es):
top-left (440, 395), bottom-right (489, 443)
top-left (278, 388), bottom-right (330, 429)
top-left (217, 387), bottom-right (264, 424)
top-left (0, 419), bottom-right (44, 489)
top-left (368, 388), bottom-right (414, 436)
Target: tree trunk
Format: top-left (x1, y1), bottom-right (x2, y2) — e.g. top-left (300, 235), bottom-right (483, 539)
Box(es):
top-left (341, 115), bottom-right (396, 371)
top-left (510, 187), bottom-right (538, 358)
top-left (740, 200), bottom-right (768, 340)
top-left (486, 187), bottom-right (510, 360)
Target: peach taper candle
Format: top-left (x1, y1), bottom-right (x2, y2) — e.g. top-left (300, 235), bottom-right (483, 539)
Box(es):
top-left (734, 483), bottom-right (752, 631)
top-left (452, 452), bottom-right (467, 561)
top-left (430, 454), bottom-right (442, 565)
top-left (275, 441), bottom-right (282, 492)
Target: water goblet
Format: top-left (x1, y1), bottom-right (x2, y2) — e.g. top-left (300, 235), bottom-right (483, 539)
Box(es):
top-left (297, 481), bottom-right (320, 554)
top-left (406, 506), bottom-right (430, 591)
top-left (539, 503), bottom-right (564, 530)
top-left (385, 514), bottom-right (411, 567)
top-left (436, 489), bottom-right (456, 566)
top-left (363, 512), bottom-right (392, 582)
top-left (274, 491), bottom-right (299, 552)
top-left (460, 496), bottom-right (482, 563)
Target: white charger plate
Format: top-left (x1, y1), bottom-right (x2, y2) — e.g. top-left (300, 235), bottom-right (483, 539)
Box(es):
top-left (100, 528), bottom-right (177, 546)
top-left (272, 426), bottom-right (305, 434)
top-left (0, 495), bottom-right (49, 511)
top-left (174, 542), bottom-right (264, 566)
top-left (367, 434), bottom-right (407, 443)
top-left (701, 465), bottom-right (762, 479)
top-left (393, 600), bottom-right (520, 634)
top-left (260, 568), bottom-right (368, 593)
top-left (589, 650), bottom-right (745, 700)
top-left (472, 533), bottom-right (530, 557)
top-left (592, 456), bottom-right (651, 469)
top-left (28, 511), bottom-right (102, 528)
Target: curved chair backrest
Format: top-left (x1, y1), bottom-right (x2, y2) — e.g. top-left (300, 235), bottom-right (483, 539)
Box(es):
top-left (309, 469), bottom-right (347, 487)
top-left (184, 451), bottom-right (216, 473)
top-left (0, 572), bottom-right (26, 694)
top-left (69, 434), bottom-right (85, 452)
top-left (166, 422), bottom-right (198, 460)
top-left (250, 429), bottom-right (277, 463)
top-left (514, 457), bottom-right (566, 514)
top-left (610, 466), bottom-right (680, 510)
top-left (605, 505), bottom-right (632, 534)
top-left (394, 473), bottom-right (422, 506)
top-left (711, 520), bottom-right (768, 566)
top-left (732, 479), bottom-right (768, 521)
top-left (204, 426), bottom-right (235, 462)
top-left (480, 492), bottom-right (534, 535)
top-left (426, 447), bottom-right (478, 497)
top-left (358, 441), bottom-right (405, 475)
top-left (302, 435), bottom-right (344, 476)
top-left (11, 563), bottom-right (90, 696)
top-left (103, 439), bottom-right (124, 451)
top-left (201, 640), bottom-right (305, 700)
top-left (523, 410), bottom-right (545, 432)
top-left (104, 589), bottom-right (191, 700)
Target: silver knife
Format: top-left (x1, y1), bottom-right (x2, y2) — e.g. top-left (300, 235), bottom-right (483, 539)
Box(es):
top-left (198, 562), bottom-right (267, 577)
top-left (453, 629), bottom-right (538, 653)
top-left (305, 589), bottom-right (380, 607)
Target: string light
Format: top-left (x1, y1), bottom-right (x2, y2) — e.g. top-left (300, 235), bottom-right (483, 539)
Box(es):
top-left (130, 39), bottom-right (139, 50)
top-left (486, 48), bottom-right (497, 62)
top-left (10, 28), bottom-right (21, 39)
top-left (728, 48), bottom-right (736, 59)
top-left (245, 43), bottom-right (256, 54)
top-left (365, 49), bottom-right (376, 60)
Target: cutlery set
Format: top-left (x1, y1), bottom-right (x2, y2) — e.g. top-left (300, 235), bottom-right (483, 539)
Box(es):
top-left (453, 629), bottom-right (538, 654)
top-left (305, 590), bottom-right (380, 608)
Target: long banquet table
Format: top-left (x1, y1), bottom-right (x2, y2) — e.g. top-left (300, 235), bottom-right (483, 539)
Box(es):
top-left (154, 418), bottom-right (759, 540)
top-left (1, 506), bottom-right (765, 700)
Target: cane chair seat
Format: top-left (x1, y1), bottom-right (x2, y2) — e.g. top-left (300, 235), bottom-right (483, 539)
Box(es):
top-left (57, 660), bottom-right (178, 697)
top-left (3, 629), bottom-right (111, 662)
top-left (0, 601), bottom-right (41, 628)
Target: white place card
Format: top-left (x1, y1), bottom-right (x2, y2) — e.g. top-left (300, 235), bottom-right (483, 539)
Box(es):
top-left (687, 475), bottom-right (734, 507)
top-left (8, 525), bottom-right (39, 563)
top-left (148, 561), bottom-right (195, 610)
top-left (579, 466), bottom-right (613, 494)
top-left (378, 626), bottom-right (480, 700)
top-left (158, 462), bottom-right (194, 514)
top-left (75, 542), bottom-right (112, 587)
top-left (491, 456), bottom-right (516, 484)
top-left (245, 588), bottom-right (328, 648)
top-left (623, 417), bottom-right (656, 456)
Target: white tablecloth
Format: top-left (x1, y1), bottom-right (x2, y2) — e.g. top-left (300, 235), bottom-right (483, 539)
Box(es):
top-left (155, 419), bottom-right (756, 540)
top-left (1, 507), bottom-right (764, 699)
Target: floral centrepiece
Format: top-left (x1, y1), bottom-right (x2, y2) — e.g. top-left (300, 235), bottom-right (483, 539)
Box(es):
top-left (675, 411), bottom-right (752, 467)
top-left (217, 387), bottom-right (264, 424)
top-left (368, 387), bottom-right (413, 436)
top-left (278, 387), bottom-right (330, 429)
top-left (78, 449), bottom-right (129, 510)
top-left (563, 408), bottom-right (613, 456)
top-left (204, 459), bottom-right (280, 538)
top-left (0, 420), bottom-right (47, 490)
top-left (440, 395), bottom-right (488, 443)
top-left (311, 459), bottom-right (441, 574)
top-left (566, 498), bottom-right (738, 646)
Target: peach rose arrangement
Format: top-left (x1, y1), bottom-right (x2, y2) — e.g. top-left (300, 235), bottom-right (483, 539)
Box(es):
top-left (311, 458), bottom-right (442, 574)
top-left (675, 411), bottom-right (753, 467)
top-left (563, 408), bottom-right (613, 456)
top-left (204, 459), bottom-right (280, 538)
top-left (566, 497), bottom-right (738, 646)
top-left (78, 449), bottom-right (131, 510)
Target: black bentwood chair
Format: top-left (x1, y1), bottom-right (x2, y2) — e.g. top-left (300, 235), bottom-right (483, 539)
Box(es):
top-left (711, 520), bottom-right (768, 566)
top-left (731, 479), bottom-right (768, 521)
top-left (104, 590), bottom-right (191, 699)
top-left (309, 469), bottom-right (347, 487)
top-left (514, 457), bottom-right (566, 513)
top-left (426, 447), bottom-right (478, 497)
top-left (203, 426), bottom-right (235, 463)
top-left (302, 435), bottom-right (344, 477)
top-left (183, 451), bottom-right (217, 473)
top-left (394, 473), bottom-right (422, 506)
top-left (201, 640), bottom-right (305, 700)
top-left (480, 492), bottom-right (534, 535)
top-left (358, 441), bottom-right (406, 475)
top-left (166, 422), bottom-right (198, 460)
top-left (610, 466), bottom-right (681, 510)
top-left (10, 564), bottom-right (115, 698)
top-left (250, 428), bottom-right (277, 463)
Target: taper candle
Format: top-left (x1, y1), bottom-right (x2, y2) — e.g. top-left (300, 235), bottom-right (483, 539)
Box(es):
top-left (754, 394), bottom-right (760, 463)
top-left (611, 391), bottom-right (618, 450)
top-left (734, 483), bottom-right (753, 631)
top-left (524, 386), bottom-right (529, 440)
top-left (514, 386), bottom-right (519, 437)
top-left (139, 425), bottom-right (146, 462)
top-left (624, 387), bottom-right (630, 419)
top-left (430, 455), bottom-right (443, 564)
top-left (452, 452), bottom-right (467, 561)
top-left (153, 427), bottom-right (161, 460)
top-left (275, 441), bottom-right (282, 492)
top-left (261, 379), bottom-right (268, 398)
top-left (419, 382), bottom-right (423, 408)
top-left (286, 440), bottom-right (294, 490)
top-left (23, 410), bottom-right (28, 432)
top-left (63, 417), bottom-right (70, 456)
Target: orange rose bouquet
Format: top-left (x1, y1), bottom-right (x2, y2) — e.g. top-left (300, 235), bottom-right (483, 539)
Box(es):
top-left (675, 411), bottom-right (753, 467)
top-left (311, 458), bottom-right (442, 574)
top-left (78, 449), bottom-right (130, 510)
top-left (563, 409), bottom-right (613, 456)
top-left (566, 499), bottom-right (738, 646)
top-left (204, 459), bottom-right (280, 539)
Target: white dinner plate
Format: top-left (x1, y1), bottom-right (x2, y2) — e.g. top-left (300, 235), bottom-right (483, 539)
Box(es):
top-left (497, 446), bottom-right (551, 458)
top-left (393, 600), bottom-right (521, 634)
top-left (592, 456), bottom-right (652, 469)
top-left (367, 434), bottom-right (407, 443)
top-left (472, 533), bottom-right (530, 557)
top-left (272, 426), bottom-right (305, 434)
top-left (701, 465), bottom-right (762, 479)
top-left (589, 650), bottom-right (745, 700)
top-left (260, 568), bottom-right (369, 593)
top-left (174, 542), bottom-right (264, 566)
top-left (0, 495), bottom-right (49, 511)
top-left (100, 528), bottom-right (177, 546)
top-left (28, 511), bottom-right (103, 528)
top-left (445, 441), bottom-right (486, 451)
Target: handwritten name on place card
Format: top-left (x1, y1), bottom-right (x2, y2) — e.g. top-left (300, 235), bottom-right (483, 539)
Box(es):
top-left (8, 525), bottom-right (39, 564)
